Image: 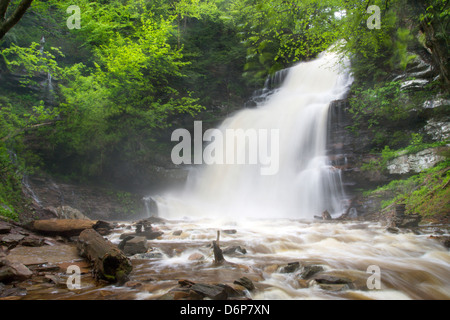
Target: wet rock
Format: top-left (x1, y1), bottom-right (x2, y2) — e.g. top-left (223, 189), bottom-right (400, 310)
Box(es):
top-left (172, 230), bottom-right (183, 236)
top-left (428, 235), bottom-right (450, 249)
top-left (44, 274), bottom-right (66, 288)
top-left (162, 287), bottom-right (203, 300)
top-left (314, 210), bottom-right (332, 221)
top-left (233, 277), bottom-right (255, 291)
top-left (0, 286), bottom-right (27, 298)
top-left (279, 262), bottom-right (300, 273)
top-left (130, 250), bottom-right (163, 259)
top-left (313, 274), bottom-right (352, 285)
top-left (137, 230), bottom-right (164, 240)
top-left (122, 236), bottom-right (148, 255)
top-left (179, 279), bottom-right (196, 287)
top-left (188, 253), bottom-right (205, 261)
top-left (92, 220), bottom-right (114, 236)
top-left (313, 270), bottom-right (370, 291)
top-left (299, 265), bottom-right (325, 279)
top-left (0, 259), bottom-right (33, 283)
top-left (190, 283), bottom-right (228, 300)
top-left (124, 281), bottom-right (142, 289)
top-left (223, 229), bottom-right (237, 235)
top-left (318, 283), bottom-right (350, 291)
top-left (386, 227), bottom-right (400, 234)
top-left (222, 245), bottom-right (247, 255)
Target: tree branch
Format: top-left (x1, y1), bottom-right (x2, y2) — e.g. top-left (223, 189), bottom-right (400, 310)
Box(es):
top-left (0, 0), bottom-right (34, 39)
top-left (0, 0), bottom-right (11, 21)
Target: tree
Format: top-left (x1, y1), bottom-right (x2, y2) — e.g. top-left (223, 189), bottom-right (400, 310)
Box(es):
top-left (0, 0), bottom-right (34, 39)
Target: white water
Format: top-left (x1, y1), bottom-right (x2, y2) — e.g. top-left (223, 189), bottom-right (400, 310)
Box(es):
top-left (156, 49), bottom-right (353, 220)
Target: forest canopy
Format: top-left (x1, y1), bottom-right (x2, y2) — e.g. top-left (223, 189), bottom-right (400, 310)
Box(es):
top-left (0, 0), bottom-right (448, 220)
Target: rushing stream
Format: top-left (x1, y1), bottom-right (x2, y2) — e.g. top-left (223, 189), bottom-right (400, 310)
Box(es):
top-left (20, 218), bottom-right (450, 300)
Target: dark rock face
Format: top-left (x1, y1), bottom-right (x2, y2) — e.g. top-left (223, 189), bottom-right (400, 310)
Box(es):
top-left (22, 176), bottom-right (145, 220)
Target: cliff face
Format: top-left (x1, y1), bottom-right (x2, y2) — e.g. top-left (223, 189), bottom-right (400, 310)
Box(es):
top-left (327, 44), bottom-right (449, 217)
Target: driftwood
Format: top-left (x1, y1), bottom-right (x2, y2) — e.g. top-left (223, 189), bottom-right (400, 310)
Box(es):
top-left (29, 219), bottom-right (97, 237)
top-left (77, 228), bottom-right (132, 283)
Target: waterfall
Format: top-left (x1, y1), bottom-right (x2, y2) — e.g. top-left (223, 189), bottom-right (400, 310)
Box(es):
top-left (156, 48), bottom-right (353, 220)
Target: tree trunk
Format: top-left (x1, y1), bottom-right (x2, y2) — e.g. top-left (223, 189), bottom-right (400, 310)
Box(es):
top-left (0, 0), bottom-right (34, 39)
top-left (77, 228), bottom-right (132, 283)
top-left (29, 219), bottom-right (97, 237)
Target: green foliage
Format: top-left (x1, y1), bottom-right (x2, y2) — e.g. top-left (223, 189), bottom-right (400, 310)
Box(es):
top-left (228, 0), bottom-right (342, 85)
top-left (348, 81), bottom-right (409, 132)
top-left (370, 161), bottom-right (450, 218)
top-left (1, 42), bottom-right (65, 86)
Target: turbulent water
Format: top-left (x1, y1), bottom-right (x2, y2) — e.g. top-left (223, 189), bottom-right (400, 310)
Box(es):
top-left (22, 219), bottom-right (450, 300)
top-left (156, 49), bottom-right (353, 220)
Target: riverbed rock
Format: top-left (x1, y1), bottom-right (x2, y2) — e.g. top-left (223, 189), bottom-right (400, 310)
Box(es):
top-left (233, 277), bottom-right (255, 291)
top-left (312, 270), bottom-right (371, 291)
top-left (222, 245), bottom-right (247, 255)
top-left (190, 283), bottom-right (228, 300)
top-left (279, 262), bottom-right (301, 273)
top-left (0, 259), bottom-right (33, 283)
top-left (428, 235), bottom-right (450, 249)
top-left (122, 236), bottom-right (148, 255)
top-left (299, 265), bottom-right (325, 279)
top-left (188, 252), bottom-right (205, 261)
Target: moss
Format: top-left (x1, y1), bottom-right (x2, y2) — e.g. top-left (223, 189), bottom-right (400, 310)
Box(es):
top-left (367, 161), bottom-right (450, 221)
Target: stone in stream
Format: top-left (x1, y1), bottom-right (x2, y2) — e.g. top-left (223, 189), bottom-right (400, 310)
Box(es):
top-left (299, 265), bottom-right (325, 279)
top-left (233, 277), bottom-right (255, 291)
top-left (172, 230), bottom-right (183, 236)
top-left (190, 283), bottom-right (228, 300)
top-left (222, 245), bottom-right (247, 255)
top-left (122, 236), bottom-right (148, 255)
top-left (279, 262), bottom-right (301, 273)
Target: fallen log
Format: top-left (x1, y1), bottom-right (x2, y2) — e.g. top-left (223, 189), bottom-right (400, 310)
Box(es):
top-left (77, 228), bottom-right (132, 283)
top-left (29, 219), bottom-right (97, 237)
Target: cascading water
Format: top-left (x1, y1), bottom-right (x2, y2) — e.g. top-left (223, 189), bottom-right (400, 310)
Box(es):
top-left (156, 48), bottom-right (353, 220)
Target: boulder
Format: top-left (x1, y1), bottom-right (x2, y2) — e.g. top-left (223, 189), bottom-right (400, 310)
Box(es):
top-left (122, 236), bottom-right (148, 255)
